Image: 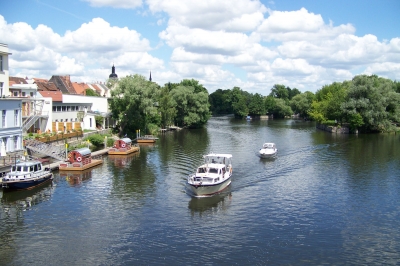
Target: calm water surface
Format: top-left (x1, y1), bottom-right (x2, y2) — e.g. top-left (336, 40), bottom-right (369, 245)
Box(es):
top-left (1, 117), bottom-right (400, 265)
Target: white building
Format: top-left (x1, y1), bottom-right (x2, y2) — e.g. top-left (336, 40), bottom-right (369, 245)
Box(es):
top-left (0, 99), bottom-right (23, 155)
top-left (0, 43), bottom-right (11, 98)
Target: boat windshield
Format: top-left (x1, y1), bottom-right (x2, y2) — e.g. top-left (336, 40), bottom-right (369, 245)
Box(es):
top-left (209, 168), bottom-right (219, 174)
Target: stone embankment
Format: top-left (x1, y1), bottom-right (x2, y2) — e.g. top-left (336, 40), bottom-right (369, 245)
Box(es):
top-left (316, 124), bottom-right (350, 134)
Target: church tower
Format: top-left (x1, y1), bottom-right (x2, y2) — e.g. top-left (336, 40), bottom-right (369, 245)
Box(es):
top-left (109, 64), bottom-right (118, 79)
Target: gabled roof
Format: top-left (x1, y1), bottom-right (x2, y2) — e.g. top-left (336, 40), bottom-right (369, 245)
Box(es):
top-left (9, 76), bottom-right (28, 85)
top-left (36, 81), bottom-right (59, 91)
top-left (33, 78), bottom-right (49, 83)
top-left (72, 82), bottom-right (87, 95)
top-left (38, 91), bottom-right (63, 102)
top-left (91, 84), bottom-right (102, 94)
top-left (49, 75), bottom-right (76, 94)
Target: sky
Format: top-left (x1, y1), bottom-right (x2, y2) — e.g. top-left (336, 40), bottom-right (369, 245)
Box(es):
top-left (1, 0), bottom-right (400, 95)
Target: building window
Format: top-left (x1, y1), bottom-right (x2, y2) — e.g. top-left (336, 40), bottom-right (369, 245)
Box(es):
top-left (30, 92), bottom-right (34, 97)
top-left (60, 119), bottom-right (63, 122)
top-left (53, 106), bottom-right (56, 112)
top-left (0, 55), bottom-right (3, 71)
top-left (62, 106), bottom-right (66, 112)
top-left (90, 118), bottom-right (92, 127)
top-left (14, 110), bottom-right (19, 126)
top-left (14, 136), bottom-right (18, 150)
top-left (57, 106), bottom-right (61, 112)
top-left (0, 82), bottom-right (3, 97)
top-left (13, 91), bottom-right (18, 97)
top-left (2, 110), bottom-right (5, 127)
top-left (22, 92), bottom-right (26, 97)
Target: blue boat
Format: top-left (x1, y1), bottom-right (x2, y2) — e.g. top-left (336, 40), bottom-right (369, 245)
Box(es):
top-left (1, 160), bottom-right (53, 191)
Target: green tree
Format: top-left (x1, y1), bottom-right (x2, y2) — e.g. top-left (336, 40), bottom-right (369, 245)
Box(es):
top-left (290, 91), bottom-right (314, 118)
top-left (170, 81), bottom-right (210, 128)
top-left (109, 74), bottom-right (160, 136)
top-left (85, 88), bottom-right (100, 96)
top-left (158, 84), bottom-right (177, 128)
top-left (229, 87), bottom-right (248, 118)
top-left (271, 98), bottom-right (293, 118)
top-left (341, 75), bottom-right (400, 132)
top-left (209, 89), bottom-right (233, 115)
top-left (248, 93), bottom-right (266, 115)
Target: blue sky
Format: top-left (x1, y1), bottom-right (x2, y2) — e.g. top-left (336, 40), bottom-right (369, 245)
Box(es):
top-left (1, 0), bottom-right (399, 95)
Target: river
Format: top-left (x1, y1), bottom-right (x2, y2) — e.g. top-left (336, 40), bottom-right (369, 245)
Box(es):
top-left (1, 116), bottom-right (400, 265)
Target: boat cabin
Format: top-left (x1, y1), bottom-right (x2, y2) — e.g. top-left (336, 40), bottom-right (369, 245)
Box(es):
top-left (262, 143), bottom-right (276, 149)
top-left (67, 148), bottom-right (92, 165)
top-left (113, 138), bottom-right (132, 150)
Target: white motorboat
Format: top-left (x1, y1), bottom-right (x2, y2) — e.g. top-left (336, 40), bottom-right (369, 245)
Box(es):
top-left (259, 143), bottom-right (277, 158)
top-left (187, 153), bottom-right (233, 197)
top-left (1, 160), bottom-right (53, 191)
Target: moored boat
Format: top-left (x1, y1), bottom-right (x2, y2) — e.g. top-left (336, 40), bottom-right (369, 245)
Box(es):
top-left (1, 160), bottom-right (53, 191)
top-left (108, 138), bottom-right (140, 155)
top-left (135, 135), bottom-right (158, 143)
top-left (187, 153), bottom-right (233, 197)
top-left (59, 148), bottom-right (103, 171)
top-left (259, 142), bottom-right (277, 158)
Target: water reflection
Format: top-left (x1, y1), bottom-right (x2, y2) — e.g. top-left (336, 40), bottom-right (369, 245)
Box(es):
top-left (188, 191), bottom-right (232, 214)
top-left (1, 181), bottom-right (55, 209)
top-left (108, 152), bottom-right (140, 168)
top-left (59, 169), bottom-right (93, 187)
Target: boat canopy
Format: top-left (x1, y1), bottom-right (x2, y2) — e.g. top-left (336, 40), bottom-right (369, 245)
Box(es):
top-left (262, 143), bottom-right (276, 148)
top-left (121, 138), bottom-right (132, 144)
top-left (203, 154), bottom-right (232, 165)
top-left (73, 147), bottom-right (91, 156)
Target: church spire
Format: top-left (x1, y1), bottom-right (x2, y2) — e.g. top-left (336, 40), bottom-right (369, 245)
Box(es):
top-left (109, 64), bottom-right (118, 79)
top-left (149, 71), bottom-right (152, 82)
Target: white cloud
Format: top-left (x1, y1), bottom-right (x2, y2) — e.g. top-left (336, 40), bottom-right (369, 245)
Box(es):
top-left (148, 0), bottom-right (266, 31)
top-left (83, 0), bottom-right (143, 9)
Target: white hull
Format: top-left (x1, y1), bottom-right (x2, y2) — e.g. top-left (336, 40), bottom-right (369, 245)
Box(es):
top-left (259, 151), bottom-right (277, 158)
top-left (188, 175), bottom-right (232, 196)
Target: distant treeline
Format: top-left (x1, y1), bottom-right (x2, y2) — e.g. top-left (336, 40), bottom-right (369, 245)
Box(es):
top-left (209, 75), bottom-right (400, 133)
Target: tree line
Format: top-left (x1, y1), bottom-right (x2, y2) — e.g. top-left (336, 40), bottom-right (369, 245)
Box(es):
top-left (209, 75), bottom-right (400, 133)
top-left (109, 74), bottom-right (400, 136)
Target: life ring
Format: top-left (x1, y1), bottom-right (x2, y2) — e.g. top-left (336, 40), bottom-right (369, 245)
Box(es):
top-left (76, 157), bottom-right (82, 162)
top-left (121, 143), bottom-right (126, 148)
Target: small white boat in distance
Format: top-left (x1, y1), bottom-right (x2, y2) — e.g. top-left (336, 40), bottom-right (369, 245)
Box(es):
top-left (259, 143), bottom-right (278, 158)
top-left (187, 153), bottom-right (233, 197)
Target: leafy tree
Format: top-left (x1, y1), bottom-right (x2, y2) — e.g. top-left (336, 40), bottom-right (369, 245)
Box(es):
top-left (209, 89), bottom-right (233, 115)
top-left (228, 87), bottom-right (248, 118)
top-left (271, 98), bottom-right (293, 118)
top-left (158, 84), bottom-right (177, 128)
top-left (170, 81), bottom-right (210, 128)
top-left (341, 75), bottom-right (400, 132)
top-left (248, 93), bottom-right (266, 115)
top-left (290, 91), bottom-right (314, 118)
top-left (85, 88), bottom-right (100, 96)
top-left (269, 84), bottom-right (289, 100)
top-left (109, 74), bottom-right (160, 136)
top-left (264, 96), bottom-right (276, 114)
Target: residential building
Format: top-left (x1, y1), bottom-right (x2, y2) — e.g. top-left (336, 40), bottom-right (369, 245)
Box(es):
top-left (0, 99), bottom-right (23, 154)
top-left (0, 43), bottom-right (11, 97)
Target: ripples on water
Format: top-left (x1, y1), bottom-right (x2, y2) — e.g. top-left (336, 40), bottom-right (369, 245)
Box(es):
top-left (1, 117), bottom-right (400, 265)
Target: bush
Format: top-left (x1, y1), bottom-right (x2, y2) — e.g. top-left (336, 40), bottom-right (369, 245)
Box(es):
top-left (84, 134), bottom-right (105, 147)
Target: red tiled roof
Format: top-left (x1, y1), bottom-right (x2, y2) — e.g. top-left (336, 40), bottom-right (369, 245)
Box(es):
top-left (38, 91), bottom-right (63, 102)
top-left (72, 82), bottom-right (87, 95)
top-left (9, 76), bottom-right (28, 85)
top-left (91, 84), bottom-right (102, 94)
top-left (36, 81), bottom-right (59, 91)
top-left (33, 78), bottom-right (49, 83)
